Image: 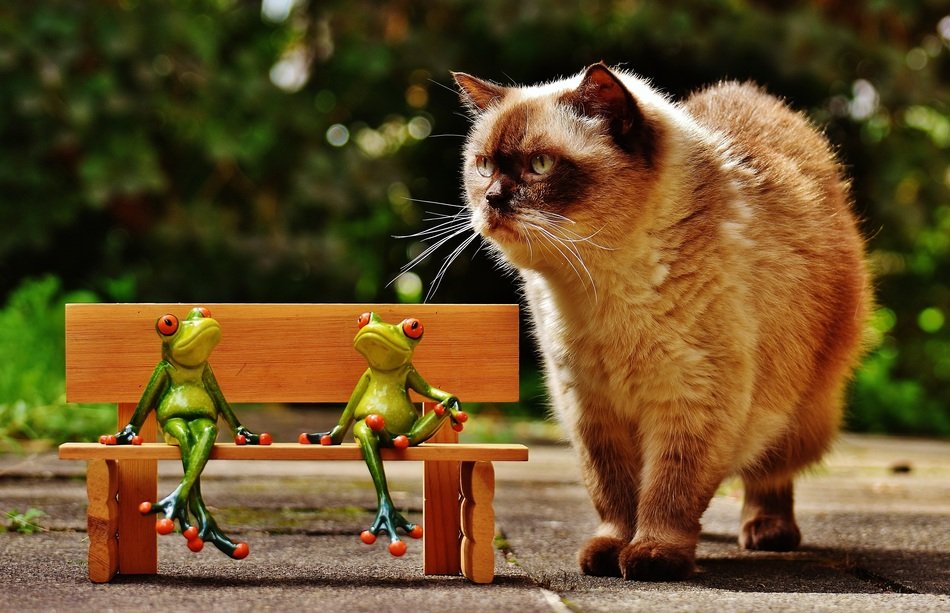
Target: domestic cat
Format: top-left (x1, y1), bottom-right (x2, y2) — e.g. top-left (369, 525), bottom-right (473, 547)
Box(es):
top-left (452, 63), bottom-right (871, 581)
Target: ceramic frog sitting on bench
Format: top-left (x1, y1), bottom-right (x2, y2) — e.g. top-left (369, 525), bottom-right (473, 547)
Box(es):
top-left (300, 311), bottom-right (467, 556)
top-left (100, 306), bottom-right (271, 559)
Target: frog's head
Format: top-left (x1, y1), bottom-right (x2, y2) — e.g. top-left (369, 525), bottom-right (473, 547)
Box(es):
top-left (156, 307), bottom-right (221, 368)
top-left (353, 312), bottom-right (423, 371)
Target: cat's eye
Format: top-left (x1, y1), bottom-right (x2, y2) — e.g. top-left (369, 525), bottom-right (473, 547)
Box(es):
top-left (530, 154), bottom-right (555, 175)
top-left (475, 155), bottom-right (495, 178)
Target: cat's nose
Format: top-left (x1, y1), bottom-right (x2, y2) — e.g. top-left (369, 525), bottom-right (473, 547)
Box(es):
top-left (485, 179), bottom-right (513, 211)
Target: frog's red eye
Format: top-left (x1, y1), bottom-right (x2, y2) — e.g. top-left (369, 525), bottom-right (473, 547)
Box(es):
top-left (157, 315), bottom-right (179, 336)
top-left (196, 307), bottom-right (211, 318)
top-left (358, 312), bottom-right (372, 329)
top-left (402, 318), bottom-right (423, 340)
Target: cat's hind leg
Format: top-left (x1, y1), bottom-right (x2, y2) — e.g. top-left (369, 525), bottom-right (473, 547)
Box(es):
top-left (739, 477), bottom-right (801, 551)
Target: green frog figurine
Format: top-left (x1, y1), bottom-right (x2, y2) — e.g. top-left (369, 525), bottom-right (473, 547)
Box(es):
top-left (100, 306), bottom-right (272, 559)
top-left (299, 311), bottom-right (468, 556)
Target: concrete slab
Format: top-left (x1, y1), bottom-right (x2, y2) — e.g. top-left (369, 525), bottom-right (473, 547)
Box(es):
top-left (1, 433), bottom-right (948, 612)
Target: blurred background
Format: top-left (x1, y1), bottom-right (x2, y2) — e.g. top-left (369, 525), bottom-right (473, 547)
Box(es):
top-left (0, 0), bottom-right (947, 449)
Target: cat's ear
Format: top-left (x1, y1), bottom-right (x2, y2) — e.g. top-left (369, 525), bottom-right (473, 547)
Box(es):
top-left (452, 72), bottom-right (507, 113)
top-left (571, 63), bottom-right (650, 155)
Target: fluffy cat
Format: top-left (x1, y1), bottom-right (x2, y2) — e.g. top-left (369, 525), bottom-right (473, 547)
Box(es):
top-left (452, 63), bottom-right (871, 581)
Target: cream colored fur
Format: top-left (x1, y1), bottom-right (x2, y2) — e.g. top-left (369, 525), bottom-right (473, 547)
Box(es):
top-left (456, 65), bottom-right (870, 580)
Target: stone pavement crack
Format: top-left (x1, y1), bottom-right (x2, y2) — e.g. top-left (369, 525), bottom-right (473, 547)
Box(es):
top-left (851, 567), bottom-right (919, 594)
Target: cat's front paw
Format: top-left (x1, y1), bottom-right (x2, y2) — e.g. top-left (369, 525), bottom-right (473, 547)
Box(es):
top-left (739, 515), bottom-right (801, 551)
top-left (578, 535), bottom-right (625, 577)
top-left (618, 539), bottom-right (695, 581)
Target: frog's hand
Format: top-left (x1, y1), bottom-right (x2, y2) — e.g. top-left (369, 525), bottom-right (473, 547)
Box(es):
top-left (433, 397), bottom-right (468, 432)
top-left (446, 397), bottom-right (468, 429)
top-left (99, 424), bottom-right (143, 446)
top-left (299, 425), bottom-right (345, 446)
top-left (233, 426), bottom-right (272, 446)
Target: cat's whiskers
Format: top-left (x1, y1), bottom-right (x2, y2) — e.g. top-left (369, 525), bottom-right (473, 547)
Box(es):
top-left (521, 217), bottom-right (598, 301)
top-left (535, 210), bottom-right (614, 251)
top-left (389, 197), bottom-right (483, 301)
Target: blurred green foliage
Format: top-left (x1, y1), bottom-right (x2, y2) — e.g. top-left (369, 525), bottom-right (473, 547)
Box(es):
top-left (0, 277), bottom-right (112, 450)
top-left (0, 1), bottom-right (947, 439)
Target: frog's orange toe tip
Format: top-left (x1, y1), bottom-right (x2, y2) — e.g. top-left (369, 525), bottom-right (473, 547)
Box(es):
top-left (183, 526), bottom-right (199, 540)
top-left (298, 433), bottom-right (311, 444)
top-left (409, 525), bottom-right (423, 539)
top-left (234, 434), bottom-right (247, 445)
top-left (131, 435), bottom-right (143, 445)
top-left (187, 538), bottom-right (204, 553)
top-left (138, 501), bottom-right (152, 515)
top-left (360, 530), bottom-right (377, 545)
top-left (388, 540), bottom-right (407, 557)
top-left (259, 432), bottom-right (273, 445)
top-left (451, 423), bottom-right (464, 432)
top-left (455, 411), bottom-right (469, 423)
top-left (393, 435), bottom-right (409, 449)
top-left (320, 435), bottom-right (333, 446)
top-left (233, 543), bottom-right (250, 559)
top-left (156, 518), bottom-right (175, 535)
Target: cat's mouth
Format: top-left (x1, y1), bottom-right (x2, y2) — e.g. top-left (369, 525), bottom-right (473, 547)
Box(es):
top-left (478, 206), bottom-right (523, 242)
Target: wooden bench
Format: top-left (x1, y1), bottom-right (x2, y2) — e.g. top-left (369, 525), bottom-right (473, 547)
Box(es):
top-left (58, 303), bottom-right (526, 584)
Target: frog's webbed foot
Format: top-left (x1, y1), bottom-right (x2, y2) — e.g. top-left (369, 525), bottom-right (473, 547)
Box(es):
top-left (170, 488), bottom-right (250, 559)
top-left (360, 498), bottom-right (424, 557)
top-left (138, 487), bottom-right (190, 537)
top-left (189, 504), bottom-right (249, 559)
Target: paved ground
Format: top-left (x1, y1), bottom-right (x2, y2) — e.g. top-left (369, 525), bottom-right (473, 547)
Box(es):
top-left (1, 423), bottom-right (948, 612)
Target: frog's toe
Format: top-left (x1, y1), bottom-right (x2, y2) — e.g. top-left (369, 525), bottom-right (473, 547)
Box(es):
top-left (197, 519), bottom-right (248, 559)
top-left (388, 540), bottom-right (407, 557)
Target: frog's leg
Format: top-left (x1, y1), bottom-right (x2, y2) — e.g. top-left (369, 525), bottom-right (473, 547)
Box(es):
top-left (187, 479), bottom-right (249, 559)
top-left (354, 419), bottom-right (421, 556)
top-left (139, 417), bottom-right (199, 533)
top-left (403, 402), bottom-right (467, 446)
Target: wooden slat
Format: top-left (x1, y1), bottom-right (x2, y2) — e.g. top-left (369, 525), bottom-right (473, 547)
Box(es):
top-left (65, 303), bottom-right (519, 404)
top-left (59, 442), bottom-right (529, 462)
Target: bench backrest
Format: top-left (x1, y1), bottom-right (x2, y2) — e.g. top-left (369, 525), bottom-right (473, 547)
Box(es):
top-left (66, 303), bottom-right (519, 404)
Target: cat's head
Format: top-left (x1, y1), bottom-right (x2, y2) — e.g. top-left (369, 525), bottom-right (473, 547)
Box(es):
top-left (454, 63), bottom-right (663, 271)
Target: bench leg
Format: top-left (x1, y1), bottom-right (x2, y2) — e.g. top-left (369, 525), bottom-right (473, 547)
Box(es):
top-left (460, 461), bottom-right (495, 584)
top-left (86, 459), bottom-right (118, 582)
top-left (116, 403), bottom-right (158, 576)
top-left (422, 402), bottom-right (462, 575)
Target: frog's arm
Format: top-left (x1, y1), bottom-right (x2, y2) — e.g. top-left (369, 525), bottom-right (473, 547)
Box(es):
top-left (406, 367), bottom-right (458, 408)
top-left (403, 367), bottom-right (467, 445)
top-left (330, 369), bottom-right (371, 441)
top-left (104, 362), bottom-right (170, 445)
top-left (300, 369), bottom-right (369, 445)
top-left (204, 364), bottom-right (271, 445)
top-left (205, 364), bottom-right (238, 431)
